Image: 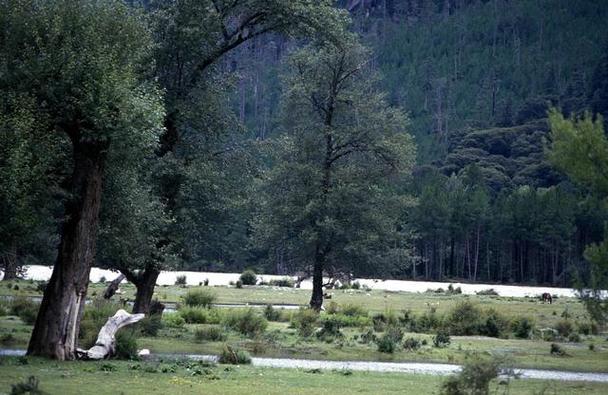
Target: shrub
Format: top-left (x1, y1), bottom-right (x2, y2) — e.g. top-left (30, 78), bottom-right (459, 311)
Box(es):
top-left (10, 297), bottom-right (40, 325)
top-left (550, 343), bottom-right (566, 356)
top-left (99, 276), bottom-right (106, 283)
top-left (568, 332), bottom-right (581, 343)
top-left (478, 309), bottom-right (508, 338)
top-left (554, 320), bottom-right (573, 338)
top-left (235, 280), bottom-right (243, 289)
top-left (223, 309), bottom-right (267, 338)
top-left (179, 307), bottom-right (209, 324)
top-left (414, 307), bottom-right (441, 332)
top-left (329, 313), bottom-right (371, 328)
top-left (219, 345), bottom-right (251, 364)
top-left (351, 281), bottom-right (361, 290)
top-left (447, 284), bottom-right (462, 295)
top-left (10, 376), bottom-right (43, 395)
top-left (114, 330), bottom-right (138, 359)
top-left (317, 316), bottom-right (344, 341)
top-left (577, 321), bottom-right (599, 335)
top-left (163, 313), bottom-right (186, 328)
top-left (239, 270), bottom-right (257, 286)
top-left (269, 278), bottom-right (294, 287)
top-left (511, 317), bottom-right (533, 339)
top-left (13, 284), bottom-right (19, 291)
top-left (291, 308), bottom-right (318, 337)
top-left (433, 330), bottom-right (451, 348)
top-left (341, 304), bottom-right (368, 317)
top-left (326, 301), bottom-right (340, 314)
top-left (446, 301), bottom-right (481, 336)
top-left (440, 356), bottom-right (502, 395)
top-left (263, 305), bottom-right (281, 321)
top-left (376, 333), bottom-right (397, 353)
top-left (182, 290), bottom-right (216, 308)
top-left (138, 316), bottom-right (163, 337)
top-left (476, 288), bottom-right (499, 296)
top-left (0, 333), bottom-right (16, 346)
top-left (358, 328), bottom-right (376, 344)
top-left (372, 310), bottom-right (397, 332)
top-left (175, 275), bottom-right (187, 286)
top-left (403, 337), bottom-right (422, 351)
top-left (194, 325), bottom-right (226, 342)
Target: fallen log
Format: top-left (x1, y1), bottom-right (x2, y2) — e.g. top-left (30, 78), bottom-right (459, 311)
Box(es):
top-left (76, 309), bottom-right (144, 360)
top-left (103, 273), bottom-right (126, 299)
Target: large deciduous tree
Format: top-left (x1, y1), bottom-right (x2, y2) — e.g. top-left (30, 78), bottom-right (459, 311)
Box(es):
top-left (0, 0), bottom-right (164, 359)
top-left (255, 39), bottom-right (416, 310)
top-left (117, 0), bottom-right (350, 314)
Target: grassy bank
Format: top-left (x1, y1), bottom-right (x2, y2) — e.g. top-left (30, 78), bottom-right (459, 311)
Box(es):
top-left (1, 357), bottom-right (607, 395)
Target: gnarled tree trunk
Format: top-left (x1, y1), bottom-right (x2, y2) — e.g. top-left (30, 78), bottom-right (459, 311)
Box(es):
top-left (121, 265), bottom-right (160, 315)
top-left (76, 309), bottom-right (144, 360)
top-left (103, 274), bottom-right (126, 299)
top-left (27, 140), bottom-right (107, 360)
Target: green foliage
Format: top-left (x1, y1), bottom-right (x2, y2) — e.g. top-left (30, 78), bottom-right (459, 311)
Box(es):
top-left (440, 356), bottom-right (502, 395)
top-left (194, 326), bottom-right (227, 342)
top-left (179, 307), bottom-right (209, 324)
top-left (433, 330), bottom-right (451, 348)
top-left (182, 290), bottom-right (216, 308)
top-left (291, 308), bottom-right (319, 338)
top-left (223, 309), bottom-right (267, 338)
top-left (403, 337), bottom-right (422, 351)
top-left (9, 297), bottom-right (39, 325)
top-left (511, 317), bottom-right (534, 339)
top-left (10, 375), bottom-right (45, 395)
top-left (218, 345), bottom-right (251, 365)
top-left (263, 305), bottom-right (281, 322)
top-left (445, 301), bottom-right (482, 336)
top-left (137, 316), bottom-right (163, 337)
top-left (554, 320), bottom-right (574, 338)
top-left (163, 313), bottom-right (186, 328)
top-left (114, 331), bottom-right (138, 360)
top-left (316, 316), bottom-right (344, 342)
top-left (550, 343), bottom-right (566, 356)
top-left (175, 276), bottom-right (187, 286)
top-left (268, 278), bottom-right (294, 287)
top-left (239, 270), bottom-right (257, 286)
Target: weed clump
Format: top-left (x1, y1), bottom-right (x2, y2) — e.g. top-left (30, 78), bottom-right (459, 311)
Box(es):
top-left (511, 317), bottom-right (533, 339)
top-left (194, 326), bottom-right (227, 342)
top-left (291, 308), bottom-right (319, 337)
top-left (223, 309), bottom-right (267, 337)
top-left (433, 330), bottom-right (451, 348)
top-left (175, 275), bottom-right (187, 286)
top-left (179, 307), bottom-right (209, 324)
top-left (440, 356), bottom-right (504, 395)
top-left (114, 330), bottom-right (138, 360)
top-left (219, 345), bottom-right (251, 364)
top-left (182, 290), bottom-right (216, 308)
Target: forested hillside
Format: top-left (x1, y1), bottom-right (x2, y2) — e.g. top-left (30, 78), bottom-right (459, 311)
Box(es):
top-left (1, 0), bottom-right (607, 293)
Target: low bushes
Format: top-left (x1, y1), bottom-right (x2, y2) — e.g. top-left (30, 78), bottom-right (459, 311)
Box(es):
top-left (79, 299), bottom-right (123, 349)
top-left (239, 270), bottom-right (257, 286)
top-left (194, 325), bottom-right (226, 342)
top-left (219, 345), bottom-right (251, 364)
top-left (316, 316), bottom-right (344, 341)
top-left (403, 337), bottom-right (422, 351)
top-left (114, 330), bottom-right (138, 360)
top-left (291, 308), bottom-right (319, 337)
top-left (554, 319), bottom-right (573, 337)
top-left (182, 290), bottom-right (216, 308)
top-left (163, 313), bottom-right (186, 328)
top-left (9, 297), bottom-right (39, 325)
top-left (179, 306), bottom-right (209, 324)
top-left (433, 330), bottom-right (451, 348)
top-left (376, 326), bottom-right (404, 353)
top-left (223, 308), bottom-right (267, 338)
top-left (511, 317), bottom-right (534, 339)
top-left (175, 275), bottom-right (187, 286)
top-left (440, 356), bottom-right (503, 395)
top-left (268, 278), bottom-right (294, 287)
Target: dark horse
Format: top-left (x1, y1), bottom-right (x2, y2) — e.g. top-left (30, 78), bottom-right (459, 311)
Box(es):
top-left (541, 292), bottom-right (553, 304)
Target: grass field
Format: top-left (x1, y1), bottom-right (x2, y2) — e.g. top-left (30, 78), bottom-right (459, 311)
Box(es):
top-left (1, 357), bottom-right (607, 395)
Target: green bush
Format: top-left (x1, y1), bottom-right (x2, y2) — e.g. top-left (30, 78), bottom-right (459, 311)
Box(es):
top-left (550, 343), bottom-right (566, 356)
top-left (341, 304), bottom-right (368, 317)
top-left (10, 297), bottom-right (40, 325)
top-left (194, 325), bottom-right (227, 342)
top-left (268, 278), bottom-right (294, 287)
top-left (182, 290), bottom-right (216, 308)
top-left (476, 288), bottom-right (499, 296)
top-left (372, 310), bottom-right (397, 332)
top-left (239, 270), bottom-right (257, 286)
top-left (403, 337), bottom-right (422, 351)
top-left (179, 307), bottom-right (209, 324)
top-left (446, 301), bottom-right (482, 336)
top-left (114, 330), bottom-right (138, 360)
top-left (163, 313), bottom-right (186, 328)
top-left (235, 280), bottom-right (243, 289)
top-left (138, 316), bottom-right (163, 337)
top-left (376, 326), bottom-right (403, 353)
top-left (218, 345), bottom-right (251, 364)
top-left (329, 313), bottom-right (371, 328)
top-left (511, 317), bottom-right (533, 339)
top-left (433, 330), bottom-right (451, 348)
top-left (0, 333), bottom-right (17, 346)
top-left (291, 308), bottom-right (319, 337)
top-left (576, 321), bottom-right (598, 335)
top-left (478, 309), bottom-right (509, 338)
top-left (414, 307), bottom-right (441, 332)
top-left (263, 305), bottom-right (281, 321)
top-left (554, 319), bottom-right (573, 337)
top-left (440, 356), bottom-right (502, 395)
top-left (175, 275), bottom-right (187, 286)
top-left (316, 316), bottom-right (344, 341)
top-left (9, 376), bottom-right (44, 395)
top-left (568, 332), bottom-right (581, 342)
top-left (223, 309), bottom-right (267, 338)
top-left (79, 299), bottom-right (124, 349)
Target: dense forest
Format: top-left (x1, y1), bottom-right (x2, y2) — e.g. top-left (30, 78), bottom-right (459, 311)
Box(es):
top-left (2, 0), bottom-right (608, 292)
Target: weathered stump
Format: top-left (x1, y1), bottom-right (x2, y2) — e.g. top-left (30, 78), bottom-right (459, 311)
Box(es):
top-left (76, 309), bottom-right (144, 360)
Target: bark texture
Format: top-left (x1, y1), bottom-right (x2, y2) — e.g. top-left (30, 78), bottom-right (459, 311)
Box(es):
top-left (121, 266), bottom-right (160, 315)
top-left (27, 140), bottom-right (106, 360)
top-left (103, 274), bottom-right (126, 299)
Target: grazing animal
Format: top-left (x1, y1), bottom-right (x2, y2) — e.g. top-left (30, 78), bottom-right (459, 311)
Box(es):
top-left (541, 292), bottom-right (553, 304)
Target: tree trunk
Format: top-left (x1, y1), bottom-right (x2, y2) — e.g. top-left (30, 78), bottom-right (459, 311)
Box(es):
top-left (76, 309), bottom-right (144, 360)
top-left (28, 140), bottom-right (106, 360)
top-left (309, 253), bottom-right (324, 311)
top-left (121, 266), bottom-right (160, 315)
top-left (2, 241), bottom-right (19, 281)
top-left (103, 274), bottom-right (126, 300)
